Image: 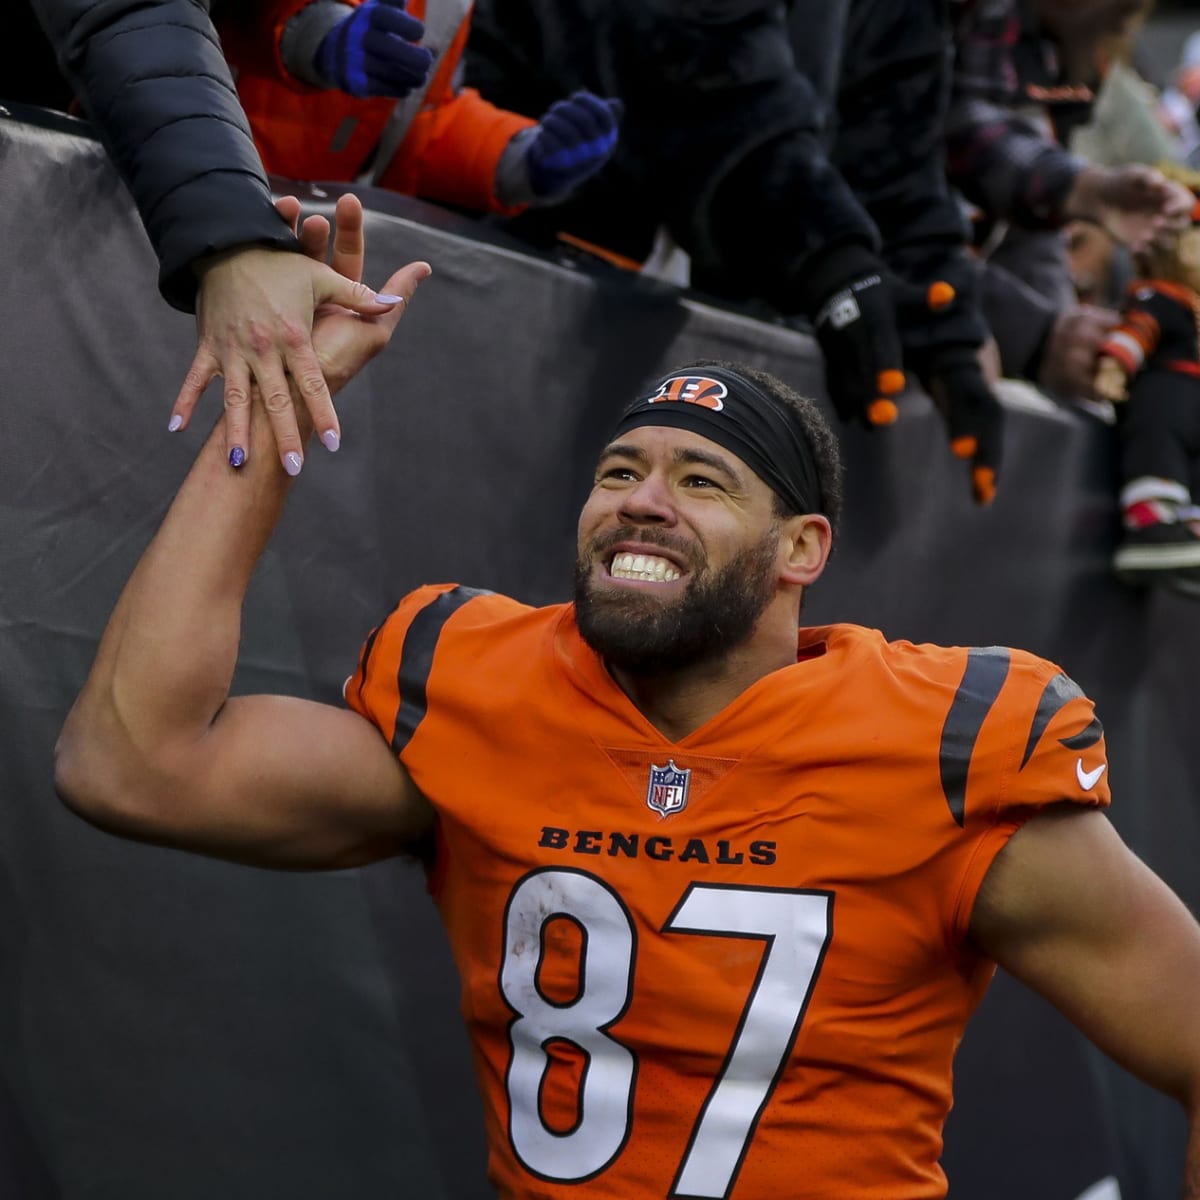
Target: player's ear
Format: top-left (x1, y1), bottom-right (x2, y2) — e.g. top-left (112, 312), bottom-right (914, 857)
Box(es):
top-left (778, 513), bottom-right (832, 587)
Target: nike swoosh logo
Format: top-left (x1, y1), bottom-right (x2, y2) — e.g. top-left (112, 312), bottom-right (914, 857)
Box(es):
top-left (1076, 759), bottom-right (1107, 790)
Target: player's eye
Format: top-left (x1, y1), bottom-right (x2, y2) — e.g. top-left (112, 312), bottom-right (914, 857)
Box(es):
top-left (682, 473), bottom-right (721, 490)
top-left (598, 465), bottom-right (639, 483)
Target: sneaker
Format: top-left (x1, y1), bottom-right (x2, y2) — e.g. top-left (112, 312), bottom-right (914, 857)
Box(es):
top-left (1113, 522), bottom-right (1200, 593)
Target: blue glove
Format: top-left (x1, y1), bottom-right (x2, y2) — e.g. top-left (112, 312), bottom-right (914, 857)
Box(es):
top-left (315, 0), bottom-right (433, 99)
top-left (524, 91), bottom-right (623, 200)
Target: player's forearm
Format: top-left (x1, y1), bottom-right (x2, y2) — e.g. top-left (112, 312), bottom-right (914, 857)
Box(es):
top-left (59, 401), bottom-right (304, 795)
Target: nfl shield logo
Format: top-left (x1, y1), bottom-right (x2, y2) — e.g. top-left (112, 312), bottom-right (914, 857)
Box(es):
top-left (646, 760), bottom-right (690, 818)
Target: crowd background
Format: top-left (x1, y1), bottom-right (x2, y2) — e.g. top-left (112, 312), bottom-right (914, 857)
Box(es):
top-left (2, 3), bottom-right (1200, 1199)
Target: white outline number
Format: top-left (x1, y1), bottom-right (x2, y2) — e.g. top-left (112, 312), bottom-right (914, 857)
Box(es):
top-left (501, 869), bottom-right (637, 1181)
top-left (499, 870), bottom-right (833, 1197)
top-left (665, 884), bottom-right (833, 1198)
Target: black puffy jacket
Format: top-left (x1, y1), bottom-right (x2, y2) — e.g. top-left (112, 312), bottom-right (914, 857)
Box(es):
top-left (31, 0), bottom-right (300, 311)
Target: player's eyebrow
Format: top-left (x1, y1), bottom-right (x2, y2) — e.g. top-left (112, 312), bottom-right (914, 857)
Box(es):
top-left (674, 446), bottom-right (747, 490)
top-left (597, 442), bottom-right (748, 491)
top-left (598, 441), bottom-right (649, 466)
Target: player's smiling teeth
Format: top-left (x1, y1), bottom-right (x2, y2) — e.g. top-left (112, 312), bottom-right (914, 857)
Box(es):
top-left (610, 553), bottom-right (681, 582)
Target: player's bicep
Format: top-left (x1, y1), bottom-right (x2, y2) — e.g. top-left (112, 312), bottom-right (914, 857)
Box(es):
top-left (103, 694), bottom-right (431, 870)
top-left (970, 806), bottom-right (1200, 1107)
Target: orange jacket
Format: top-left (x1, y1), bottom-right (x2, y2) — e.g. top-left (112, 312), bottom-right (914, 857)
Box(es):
top-left (219, 0), bottom-right (534, 213)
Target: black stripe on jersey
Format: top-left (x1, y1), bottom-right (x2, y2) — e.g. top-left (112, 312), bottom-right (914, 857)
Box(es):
top-left (939, 647), bottom-right (1011, 827)
top-left (1019, 672), bottom-right (1100, 766)
top-left (1059, 715), bottom-right (1104, 751)
top-left (392, 586), bottom-right (490, 754)
top-left (352, 621), bottom-right (384, 710)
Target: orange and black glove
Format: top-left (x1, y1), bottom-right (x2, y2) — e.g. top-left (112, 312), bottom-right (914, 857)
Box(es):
top-left (803, 245), bottom-right (907, 429)
top-left (895, 271), bottom-right (1004, 506)
top-left (919, 349), bottom-right (1004, 505)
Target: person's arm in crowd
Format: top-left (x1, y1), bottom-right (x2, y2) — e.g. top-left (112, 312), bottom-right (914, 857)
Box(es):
top-left (54, 195), bottom-right (434, 870)
top-left (947, 103), bottom-right (1192, 249)
top-left (970, 806), bottom-right (1200, 1198)
top-left (818, 0), bottom-right (1004, 505)
top-left (30, 0), bottom-right (407, 473)
top-left (278, 0), bottom-right (618, 213)
top-left (981, 262), bottom-right (1119, 400)
top-left (945, 3), bottom-right (1192, 246)
top-left (1093, 289), bottom-right (1175, 403)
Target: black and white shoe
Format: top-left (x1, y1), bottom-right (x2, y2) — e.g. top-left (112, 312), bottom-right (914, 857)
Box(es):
top-left (1113, 522), bottom-right (1200, 595)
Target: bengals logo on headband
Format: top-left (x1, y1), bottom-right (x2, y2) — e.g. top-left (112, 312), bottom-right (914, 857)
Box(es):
top-left (648, 375), bottom-right (727, 411)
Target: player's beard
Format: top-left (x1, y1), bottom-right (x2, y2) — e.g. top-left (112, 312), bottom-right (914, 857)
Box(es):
top-left (572, 527), bottom-right (780, 675)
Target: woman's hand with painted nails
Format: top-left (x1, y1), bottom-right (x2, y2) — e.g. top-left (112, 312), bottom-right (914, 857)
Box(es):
top-left (170, 206), bottom-right (408, 473)
top-left (261, 194), bottom-right (430, 475)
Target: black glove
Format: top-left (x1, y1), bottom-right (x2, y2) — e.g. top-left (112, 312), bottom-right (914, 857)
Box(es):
top-left (802, 244), bottom-right (907, 429)
top-left (919, 349), bottom-right (1004, 506)
top-left (893, 272), bottom-right (1005, 506)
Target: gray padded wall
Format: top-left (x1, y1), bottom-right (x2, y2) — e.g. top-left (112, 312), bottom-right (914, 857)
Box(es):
top-left (2, 110), bottom-right (1197, 1199)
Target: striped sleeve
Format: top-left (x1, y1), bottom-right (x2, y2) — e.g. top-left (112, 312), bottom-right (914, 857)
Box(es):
top-left (936, 646), bottom-right (1110, 827)
top-left (1099, 308), bottom-right (1160, 376)
top-left (344, 583), bottom-right (489, 755)
top-left (943, 649), bottom-right (1110, 944)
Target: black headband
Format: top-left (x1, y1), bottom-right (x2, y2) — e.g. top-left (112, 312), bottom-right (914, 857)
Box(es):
top-left (608, 366), bottom-right (822, 515)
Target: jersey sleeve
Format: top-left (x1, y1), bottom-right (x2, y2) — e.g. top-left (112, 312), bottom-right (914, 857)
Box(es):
top-left (1100, 285), bottom-right (1199, 377)
top-left (343, 583), bottom-right (463, 751)
top-left (343, 583), bottom-right (526, 759)
top-left (1001, 657), bottom-right (1110, 813)
top-left (1098, 293), bottom-right (1162, 377)
top-left (945, 648), bottom-right (1110, 944)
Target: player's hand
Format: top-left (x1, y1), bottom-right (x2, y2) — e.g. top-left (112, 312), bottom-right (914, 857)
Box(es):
top-left (923, 350), bottom-right (1005, 506)
top-left (314, 0), bottom-right (433, 99)
top-left (809, 248), bottom-right (907, 430)
top-left (276, 193), bottom-right (431, 403)
top-left (175, 243), bottom-right (407, 474)
top-left (523, 91), bottom-right (623, 200)
top-left (1037, 306), bottom-right (1120, 400)
top-left (1066, 165), bottom-right (1195, 254)
top-left (1094, 354), bottom-right (1130, 404)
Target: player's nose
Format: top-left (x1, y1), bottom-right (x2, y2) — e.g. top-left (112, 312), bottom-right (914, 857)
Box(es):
top-left (618, 472), bottom-right (677, 525)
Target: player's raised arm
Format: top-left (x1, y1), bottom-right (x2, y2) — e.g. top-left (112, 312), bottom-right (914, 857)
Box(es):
top-left (970, 806), bottom-right (1200, 1198)
top-left (55, 197), bottom-right (434, 870)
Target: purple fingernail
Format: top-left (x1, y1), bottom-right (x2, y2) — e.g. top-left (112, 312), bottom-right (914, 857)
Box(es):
top-left (229, 446), bottom-right (246, 469)
top-left (168, 414), bottom-right (183, 432)
top-left (284, 452), bottom-right (303, 477)
top-left (374, 293), bottom-right (405, 305)
top-left (320, 428), bottom-right (341, 452)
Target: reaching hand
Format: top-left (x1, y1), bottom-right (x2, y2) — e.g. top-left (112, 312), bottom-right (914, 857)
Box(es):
top-left (174, 239), bottom-right (408, 474)
top-left (810, 259), bottom-right (907, 430)
top-left (315, 0), bottom-right (433, 99)
top-left (1066, 165), bottom-right (1195, 254)
top-left (1037, 306), bottom-right (1120, 401)
top-left (1094, 354), bottom-right (1130, 405)
top-left (889, 267), bottom-right (1004, 505)
top-left (276, 193), bottom-right (431, 400)
top-left (922, 351), bottom-right (1005, 506)
top-left (523, 91), bottom-right (623, 200)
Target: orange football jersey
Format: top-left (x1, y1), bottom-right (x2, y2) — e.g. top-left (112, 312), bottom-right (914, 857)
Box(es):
top-left (345, 585), bottom-right (1111, 1199)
